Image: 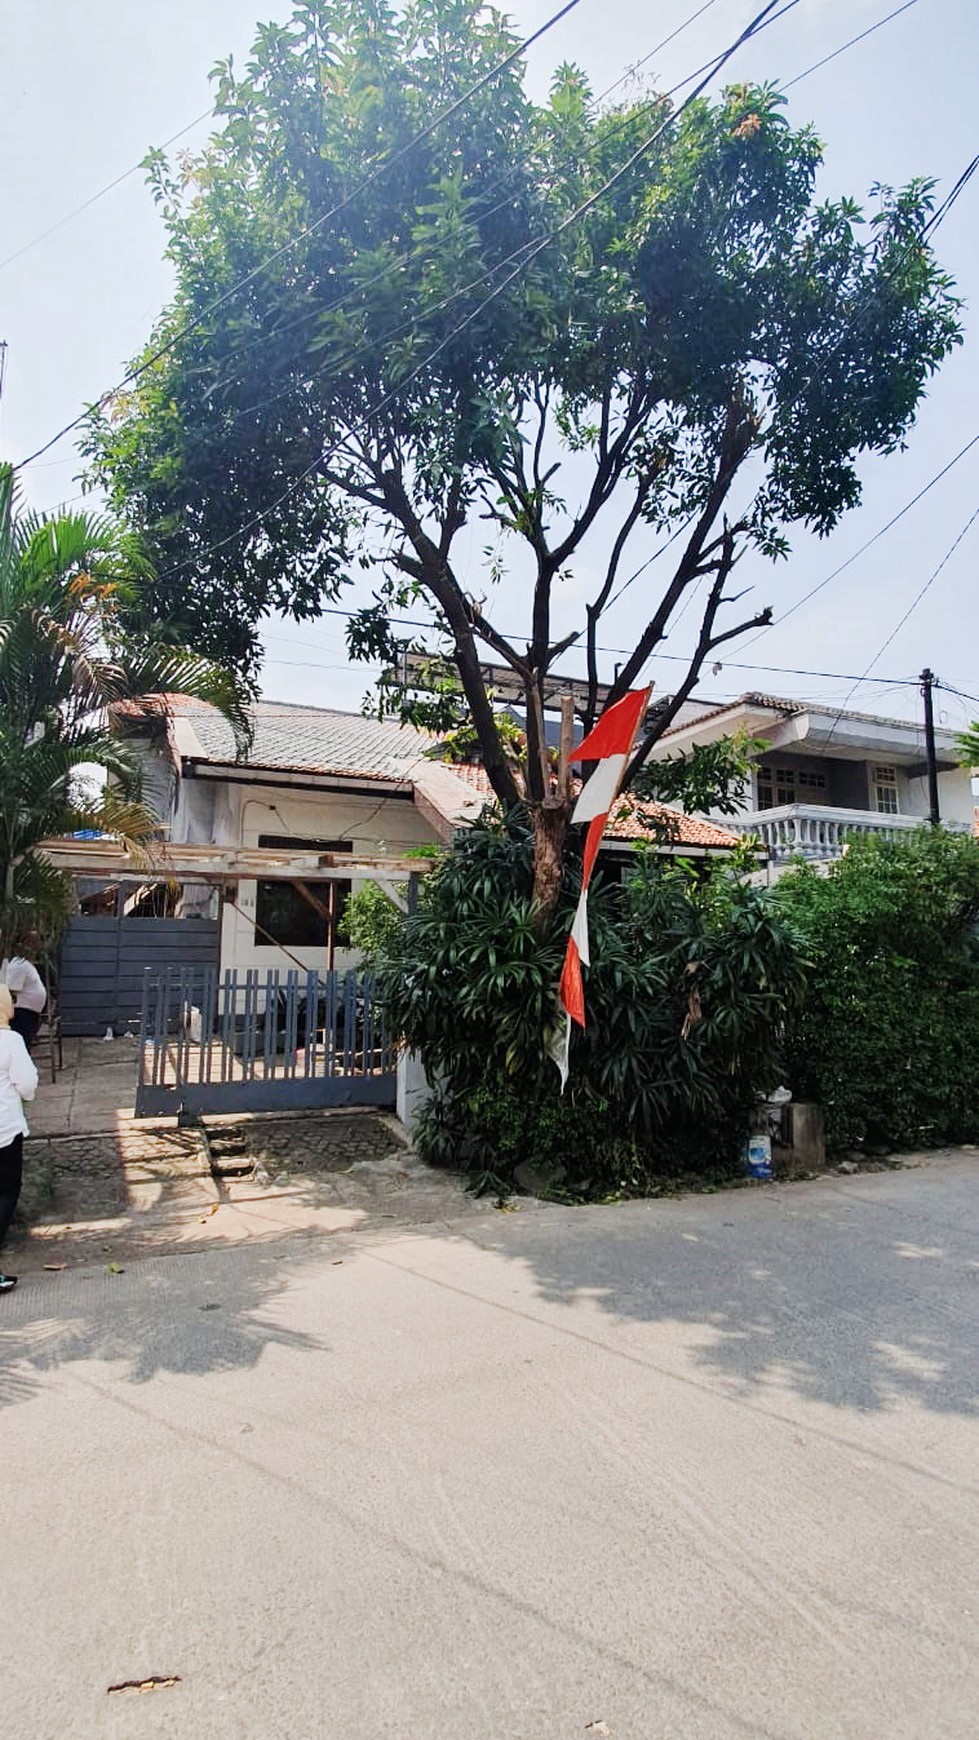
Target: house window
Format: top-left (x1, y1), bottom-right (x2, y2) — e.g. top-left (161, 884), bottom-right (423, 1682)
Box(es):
top-left (873, 766), bottom-right (899, 815)
top-left (756, 765), bottom-right (827, 810)
top-left (797, 769), bottom-right (827, 793)
top-left (254, 835), bottom-right (352, 948)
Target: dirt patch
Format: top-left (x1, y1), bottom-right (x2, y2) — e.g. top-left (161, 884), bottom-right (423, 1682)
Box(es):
top-left (204, 1110), bottom-right (407, 1179)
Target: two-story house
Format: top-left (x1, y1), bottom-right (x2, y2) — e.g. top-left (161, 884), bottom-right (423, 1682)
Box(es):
top-left (649, 692), bottom-right (975, 863)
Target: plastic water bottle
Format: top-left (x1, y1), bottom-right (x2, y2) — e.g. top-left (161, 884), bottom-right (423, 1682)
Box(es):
top-left (742, 1132), bottom-right (772, 1180)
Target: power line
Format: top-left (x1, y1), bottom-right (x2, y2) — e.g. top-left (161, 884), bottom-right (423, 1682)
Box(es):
top-left (23, 0), bottom-right (947, 695)
top-left (17, 0), bottom-right (928, 491)
top-left (168, 4), bottom-right (800, 432)
top-left (859, 502), bottom-right (979, 679)
top-left (17, 0), bottom-right (584, 469)
top-left (23, 0), bottom-right (817, 479)
top-left (937, 683), bottom-right (979, 709)
top-left (594, 0), bottom-right (723, 103)
top-left (259, 604), bottom-right (923, 688)
top-left (739, 430), bottom-right (979, 653)
top-left (923, 148), bottom-right (979, 239)
top-left (0, 109), bottom-right (214, 274)
top-left (782, 0), bottom-right (922, 91)
top-left (156, 0), bottom-right (967, 625)
top-left (817, 499), bottom-right (979, 752)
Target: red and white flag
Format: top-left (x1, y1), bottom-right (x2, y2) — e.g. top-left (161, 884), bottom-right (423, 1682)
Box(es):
top-left (550, 686), bottom-right (652, 1088)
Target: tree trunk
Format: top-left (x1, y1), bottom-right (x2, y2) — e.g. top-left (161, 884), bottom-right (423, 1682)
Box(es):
top-left (529, 798), bottom-right (571, 929)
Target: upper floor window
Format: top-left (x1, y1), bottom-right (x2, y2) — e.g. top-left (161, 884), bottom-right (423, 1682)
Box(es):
top-left (756, 765), bottom-right (826, 810)
top-left (873, 766), bottom-right (899, 815)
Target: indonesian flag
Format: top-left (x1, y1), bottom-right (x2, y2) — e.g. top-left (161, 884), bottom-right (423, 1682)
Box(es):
top-left (550, 686), bottom-right (652, 1088)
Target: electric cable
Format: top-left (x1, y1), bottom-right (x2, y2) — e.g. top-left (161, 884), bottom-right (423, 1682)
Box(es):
top-left (738, 430), bottom-right (979, 653)
top-left (594, 0), bottom-right (723, 103)
top-left (817, 499), bottom-right (979, 750)
top-left (259, 604), bottom-right (923, 687)
top-left (0, 109), bottom-right (213, 274)
top-left (174, 3), bottom-right (802, 428)
top-left (782, 0), bottom-right (921, 90)
top-left (150, 0), bottom-right (965, 629)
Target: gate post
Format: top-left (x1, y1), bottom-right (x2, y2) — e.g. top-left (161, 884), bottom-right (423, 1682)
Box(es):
top-left (134, 967), bottom-right (153, 1119)
top-left (396, 1049), bottom-right (431, 1138)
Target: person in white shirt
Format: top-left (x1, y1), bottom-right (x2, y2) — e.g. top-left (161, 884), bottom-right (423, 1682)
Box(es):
top-left (0, 983), bottom-right (39, 1293)
top-left (0, 936), bottom-right (46, 1055)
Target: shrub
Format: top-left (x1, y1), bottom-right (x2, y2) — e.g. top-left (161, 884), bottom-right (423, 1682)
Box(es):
top-left (377, 822), bottom-right (806, 1195)
top-left (338, 880), bottom-right (406, 963)
top-left (775, 828), bottom-right (979, 1151)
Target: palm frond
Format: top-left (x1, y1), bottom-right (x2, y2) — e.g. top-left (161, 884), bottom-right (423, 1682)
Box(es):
top-left (0, 464), bottom-right (245, 939)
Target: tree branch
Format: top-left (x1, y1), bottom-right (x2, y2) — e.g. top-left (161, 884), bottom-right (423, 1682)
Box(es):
top-left (379, 462), bottom-right (522, 810)
top-left (605, 391), bottom-right (759, 707)
top-left (622, 526), bottom-right (772, 786)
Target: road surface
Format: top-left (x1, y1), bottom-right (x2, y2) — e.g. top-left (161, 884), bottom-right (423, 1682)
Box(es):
top-left (2, 1153), bottom-right (977, 1738)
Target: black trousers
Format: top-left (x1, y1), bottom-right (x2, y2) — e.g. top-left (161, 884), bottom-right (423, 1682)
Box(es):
top-left (11, 1007), bottom-right (40, 1054)
top-left (0, 1133), bottom-right (24, 1248)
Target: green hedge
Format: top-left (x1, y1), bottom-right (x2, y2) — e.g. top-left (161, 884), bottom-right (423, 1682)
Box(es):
top-left (775, 829), bottom-right (979, 1151)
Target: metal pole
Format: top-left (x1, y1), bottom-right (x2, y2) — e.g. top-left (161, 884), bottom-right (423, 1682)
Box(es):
top-left (920, 667), bottom-right (941, 826)
top-left (326, 880), bottom-right (336, 973)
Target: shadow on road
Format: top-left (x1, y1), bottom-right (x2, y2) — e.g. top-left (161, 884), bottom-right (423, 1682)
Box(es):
top-left (0, 1245), bottom-right (326, 1409)
top-left (443, 1154), bottom-right (979, 1421)
top-left (1, 1151), bottom-right (975, 1425)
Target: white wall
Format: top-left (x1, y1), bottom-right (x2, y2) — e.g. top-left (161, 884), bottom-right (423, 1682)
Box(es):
top-left (907, 766), bottom-right (976, 827)
top-left (215, 780), bottom-right (438, 976)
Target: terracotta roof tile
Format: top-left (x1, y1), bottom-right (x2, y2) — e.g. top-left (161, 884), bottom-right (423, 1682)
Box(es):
top-left (446, 763), bottom-right (739, 848)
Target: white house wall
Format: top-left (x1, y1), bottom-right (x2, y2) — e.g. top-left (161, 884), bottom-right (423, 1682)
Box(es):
top-left (906, 766), bottom-right (975, 826)
top-left (216, 780), bottom-right (439, 976)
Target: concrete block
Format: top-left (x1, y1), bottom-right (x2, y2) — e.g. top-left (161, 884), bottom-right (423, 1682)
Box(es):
top-left (787, 1101), bottom-right (825, 1172)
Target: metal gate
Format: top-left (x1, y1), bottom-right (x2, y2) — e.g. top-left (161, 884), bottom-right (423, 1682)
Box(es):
top-left (59, 915), bottom-right (220, 1037)
top-left (135, 966), bottom-right (396, 1118)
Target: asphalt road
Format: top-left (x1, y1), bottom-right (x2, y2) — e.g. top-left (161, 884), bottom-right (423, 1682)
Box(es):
top-left (2, 1153), bottom-right (977, 1739)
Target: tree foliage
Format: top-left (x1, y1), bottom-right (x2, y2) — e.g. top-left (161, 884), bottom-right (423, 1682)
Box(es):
top-left (776, 829), bottom-right (979, 1151)
top-left (84, 0), bottom-right (961, 908)
top-left (955, 720), bottom-right (979, 769)
top-left (0, 464), bottom-right (247, 945)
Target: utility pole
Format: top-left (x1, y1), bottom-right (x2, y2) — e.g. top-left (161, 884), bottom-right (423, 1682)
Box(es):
top-left (920, 667), bottom-right (940, 826)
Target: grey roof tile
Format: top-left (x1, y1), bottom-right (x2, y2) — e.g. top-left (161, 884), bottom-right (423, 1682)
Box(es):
top-left (178, 699), bottom-right (433, 780)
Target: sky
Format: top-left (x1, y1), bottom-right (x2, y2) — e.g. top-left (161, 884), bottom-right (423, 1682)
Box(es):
top-left (1, 0), bottom-right (977, 737)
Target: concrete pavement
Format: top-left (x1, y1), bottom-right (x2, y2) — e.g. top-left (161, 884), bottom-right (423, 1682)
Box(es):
top-left (2, 1151), bottom-right (977, 1739)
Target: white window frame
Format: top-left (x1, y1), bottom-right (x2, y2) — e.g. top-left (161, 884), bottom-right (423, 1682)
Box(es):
top-left (872, 765), bottom-right (899, 815)
top-left (756, 764), bottom-right (827, 810)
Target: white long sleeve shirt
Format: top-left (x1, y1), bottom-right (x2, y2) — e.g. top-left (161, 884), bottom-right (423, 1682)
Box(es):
top-left (0, 1028), bottom-right (38, 1146)
top-left (0, 956), bottom-right (46, 1014)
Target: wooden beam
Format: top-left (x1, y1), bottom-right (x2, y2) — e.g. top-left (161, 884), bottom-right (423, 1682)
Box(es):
top-left (38, 838), bottom-right (429, 883)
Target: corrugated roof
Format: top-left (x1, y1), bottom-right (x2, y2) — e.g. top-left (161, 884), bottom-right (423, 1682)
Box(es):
top-left (167, 697), bottom-right (434, 781)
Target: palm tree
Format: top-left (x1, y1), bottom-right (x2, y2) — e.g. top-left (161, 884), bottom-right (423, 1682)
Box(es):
top-left (0, 463), bottom-right (248, 945)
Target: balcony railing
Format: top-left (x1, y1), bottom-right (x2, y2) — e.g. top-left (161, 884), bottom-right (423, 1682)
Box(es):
top-left (725, 802), bottom-right (922, 862)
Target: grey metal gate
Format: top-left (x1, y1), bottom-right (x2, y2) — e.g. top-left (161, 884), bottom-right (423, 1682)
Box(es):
top-left (59, 915), bottom-right (220, 1037)
top-left (135, 966), bottom-right (396, 1118)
